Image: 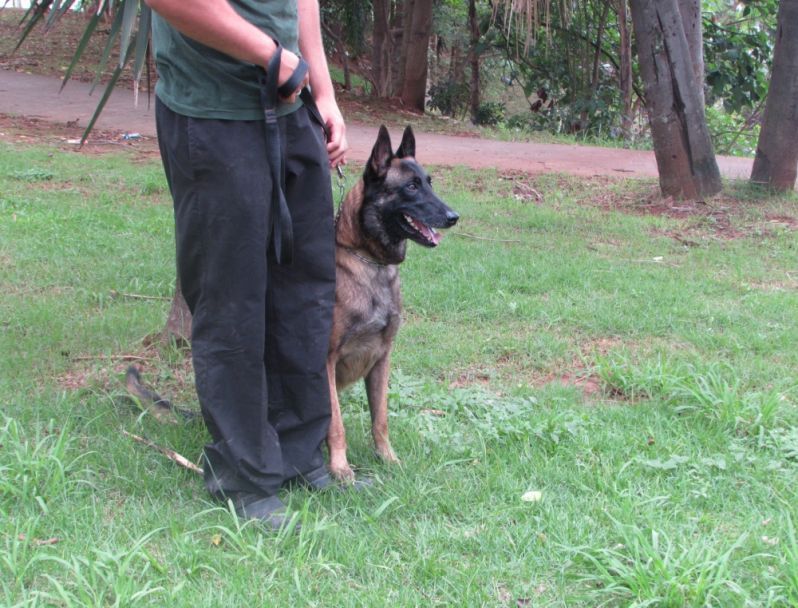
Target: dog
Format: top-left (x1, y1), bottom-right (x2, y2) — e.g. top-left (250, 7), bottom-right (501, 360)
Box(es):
top-left (326, 125), bottom-right (459, 480)
top-left (126, 125), bottom-right (458, 482)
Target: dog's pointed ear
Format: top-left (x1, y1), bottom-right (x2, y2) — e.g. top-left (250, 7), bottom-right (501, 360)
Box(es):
top-left (366, 125), bottom-right (393, 180)
top-left (396, 125), bottom-right (415, 159)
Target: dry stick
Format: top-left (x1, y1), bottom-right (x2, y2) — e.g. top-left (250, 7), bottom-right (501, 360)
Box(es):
top-left (17, 534), bottom-right (60, 546)
top-left (110, 290), bottom-right (171, 302)
top-left (454, 232), bottom-right (522, 244)
top-left (123, 430), bottom-right (203, 475)
top-left (70, 354), bottom-right (152, 362)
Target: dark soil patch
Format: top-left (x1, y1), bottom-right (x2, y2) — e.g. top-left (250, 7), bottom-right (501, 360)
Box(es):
top-left (0, 113), bottom-right (160, 158)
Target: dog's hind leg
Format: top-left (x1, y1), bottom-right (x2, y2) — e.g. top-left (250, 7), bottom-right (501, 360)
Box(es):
top-left (365, 354), bottom-right (399, 464)
top-left (326, 361), bottom-right (356, 481)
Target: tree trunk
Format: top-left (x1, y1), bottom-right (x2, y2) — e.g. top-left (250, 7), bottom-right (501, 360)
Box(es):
top-left (163, 278), bottom-right (191, 344)
top-left (751, 0), bottom-right (798, 192)
top-left (591, 2), bottom-right (610, 95)
top-left (372, 0), bottom-right (393, 97)
top-left (630, 0), bottom-right (722, 199)
top-left (400, 0), bottom-right (433, 112)
top-left (468, 0), bottom-right (481, 123)
top-left (617, 0), bottom-right (634, 140)
top-left (678, 0), bottom-right (705, 108)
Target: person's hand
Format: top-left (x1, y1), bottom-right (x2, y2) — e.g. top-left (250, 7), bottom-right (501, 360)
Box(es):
top-left (277, 48), bottom-right (309, 104)
top-left (315, 96), bottom-right (348, 168)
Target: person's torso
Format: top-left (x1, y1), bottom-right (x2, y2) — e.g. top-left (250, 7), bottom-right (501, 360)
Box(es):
top-left (152, 0), bottom-right (301, 120)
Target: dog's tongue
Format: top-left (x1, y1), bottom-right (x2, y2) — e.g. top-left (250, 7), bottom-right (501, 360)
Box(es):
top-left (407, 214), bottom-right (443, 245)
top-left (419, 222), bottom-right (442, 245)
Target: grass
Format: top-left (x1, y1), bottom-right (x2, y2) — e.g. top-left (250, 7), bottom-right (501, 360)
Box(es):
top-left (1, 137), bottom-right (797, 606)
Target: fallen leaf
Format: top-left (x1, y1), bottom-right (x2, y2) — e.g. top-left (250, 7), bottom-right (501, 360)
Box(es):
top-left (521, 490), bottom-right (543, 502)
top-left (210, 534), bottom-right (223, 547)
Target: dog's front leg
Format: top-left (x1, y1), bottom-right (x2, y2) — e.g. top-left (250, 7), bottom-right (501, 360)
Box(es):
top-left (326, 360), bottom-right (356, 481)
top-left (365, 353), bottom-right (399, 464)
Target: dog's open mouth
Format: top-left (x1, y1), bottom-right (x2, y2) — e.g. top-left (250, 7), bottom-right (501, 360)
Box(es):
top-left (402, 213), bottom-right (442, 247)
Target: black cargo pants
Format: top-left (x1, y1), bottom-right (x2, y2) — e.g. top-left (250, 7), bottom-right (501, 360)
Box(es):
top-left (155, 98), bottom-right (336, 498)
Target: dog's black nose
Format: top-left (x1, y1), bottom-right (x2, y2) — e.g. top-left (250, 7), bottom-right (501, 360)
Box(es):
top-left (445, 210), bottom-right (459, 227)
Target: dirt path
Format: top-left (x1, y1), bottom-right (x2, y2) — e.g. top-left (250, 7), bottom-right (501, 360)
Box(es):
top-left (0, 69), bottom-right (755, 180)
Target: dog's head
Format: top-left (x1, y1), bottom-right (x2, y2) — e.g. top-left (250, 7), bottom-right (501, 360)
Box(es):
top-left (361, 125), bottom-right (459, 251)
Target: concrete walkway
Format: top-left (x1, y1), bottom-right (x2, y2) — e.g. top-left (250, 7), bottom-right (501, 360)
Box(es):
top-left (0, 69), bottom-right (755, 180)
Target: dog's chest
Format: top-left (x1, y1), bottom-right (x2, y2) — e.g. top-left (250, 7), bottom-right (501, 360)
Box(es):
top-left (342, 269), bottom-right (401, 347)
top-left (334, 265), bottom-right (401, 386)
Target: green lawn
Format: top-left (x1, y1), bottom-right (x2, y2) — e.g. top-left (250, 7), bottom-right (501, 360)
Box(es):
top-left (1, 139), bottom-right (797, 606)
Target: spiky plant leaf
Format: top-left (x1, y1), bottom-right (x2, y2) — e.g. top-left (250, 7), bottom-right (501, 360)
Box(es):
top-left (90, 4), bottom-right (126, 94)
top-left (11, 0), bottom-right (53, 53)
top-left (81, 41), bottom-right (136, 144)
top-left (118, 0), bottom-right (140, 69)
top-left (60, 7), bottom-right (105, 92)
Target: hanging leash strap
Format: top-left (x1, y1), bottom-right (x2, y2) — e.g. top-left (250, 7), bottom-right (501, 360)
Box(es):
top-left (258, 43), bottom-right (334, 265)
top-left (258, 44), bottom-right (302, 266)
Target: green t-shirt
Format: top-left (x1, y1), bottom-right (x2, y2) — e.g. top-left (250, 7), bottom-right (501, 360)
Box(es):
top-left (152, 0), bottom-right (302, 120)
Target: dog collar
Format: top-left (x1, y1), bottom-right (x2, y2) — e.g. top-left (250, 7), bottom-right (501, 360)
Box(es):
top-left (339, 245), bottom-right (387, 267)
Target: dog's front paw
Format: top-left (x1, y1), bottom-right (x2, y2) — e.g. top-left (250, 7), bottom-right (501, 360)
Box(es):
top-left (328, 460), bottom-right (356, 482)
top-left (375, 444), bottom-right (400, 465)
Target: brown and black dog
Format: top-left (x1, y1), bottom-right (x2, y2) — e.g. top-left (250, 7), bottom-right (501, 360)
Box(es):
top-left (126, 125), bottom-right (458, 482)
top-left (326, 125), bottom-right (458, 480)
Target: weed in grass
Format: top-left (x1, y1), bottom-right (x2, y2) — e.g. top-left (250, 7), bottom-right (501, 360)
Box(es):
top-left (772, 515), bottom-right (798, 605)
top-left (387, 372), bottom-right (586, 459)
top-left (10, 168), bottom-right (55, 182)
top-left (34, 528), bottom-right (169, 607)
top-left (571, 522), bottom-right (749, 607)
top-left (597, 355), bottom-right (791, 436)
top-left (2, 518), bottom-right (51, 600)
top-left (0, 416), bottom-right (88, 516)
top-left (595, 353), bottom-right (681, 401)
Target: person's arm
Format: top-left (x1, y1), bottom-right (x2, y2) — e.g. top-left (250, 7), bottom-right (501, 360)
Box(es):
top-left (144, 0), bottom-right (308, 100)
top-left (297, 0), bottom-right (348, 168)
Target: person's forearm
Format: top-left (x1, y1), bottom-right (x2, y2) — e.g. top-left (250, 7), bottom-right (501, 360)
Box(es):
top-left (145, 0), bottom-right (277, 67)
top-left (297, 0), bottom-right (335, 101)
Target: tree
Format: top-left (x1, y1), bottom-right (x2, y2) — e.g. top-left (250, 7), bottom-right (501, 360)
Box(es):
top-left (468, 0), bottom-right (481, 123)
top-left (371, 0), bottom-right (394, 97)
top-left (615, 0), bottom-right (634, 139)
top-left (629, 0), bottom-right (722, 199)
top-left (750, 0), bottom-right (798, 192)
top-left (400, 0), bottom-right (434, 111)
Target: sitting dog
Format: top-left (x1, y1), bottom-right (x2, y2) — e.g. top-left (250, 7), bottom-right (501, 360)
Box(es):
top-left (326, 125), bottom-right (459, 480)
top-left (126, 126), bottom-right (458, 483)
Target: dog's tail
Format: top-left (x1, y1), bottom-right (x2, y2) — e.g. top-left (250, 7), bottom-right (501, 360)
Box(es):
top-left (125, 366), bottom-right (196, 421)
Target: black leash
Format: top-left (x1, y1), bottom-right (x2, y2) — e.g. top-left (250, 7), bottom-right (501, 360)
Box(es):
top-left (258, 45), bottom-right (294, 266)
top-left (258, 44), bottom-right (335, 265)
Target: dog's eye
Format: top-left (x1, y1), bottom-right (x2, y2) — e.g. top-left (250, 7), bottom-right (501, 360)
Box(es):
top-left (406, 182), bottom-right (418, 192)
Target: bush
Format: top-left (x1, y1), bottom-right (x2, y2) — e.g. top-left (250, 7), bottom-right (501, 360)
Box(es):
top-left (428, 80), bottom-right (469, 117)
top-left (473, 101), bottom-right (505, 126)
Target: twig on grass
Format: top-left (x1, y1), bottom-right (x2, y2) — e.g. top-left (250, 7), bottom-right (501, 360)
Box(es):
top-left (18, 534), bottom-right (60, 546)
top-left (123, 430), bottom-right (202, 475)
top-left (70, 354), bottom-right (153, 363)
top-left (454, 232), bottom-right (522, 244)
top-left (109, 290), bottom-right (171, 302)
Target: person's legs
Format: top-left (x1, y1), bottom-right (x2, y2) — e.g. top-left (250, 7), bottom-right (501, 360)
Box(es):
top-left (156, 98), bottom-right (285, 498)
top-left (266, 107), bottom-right (336, 482)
